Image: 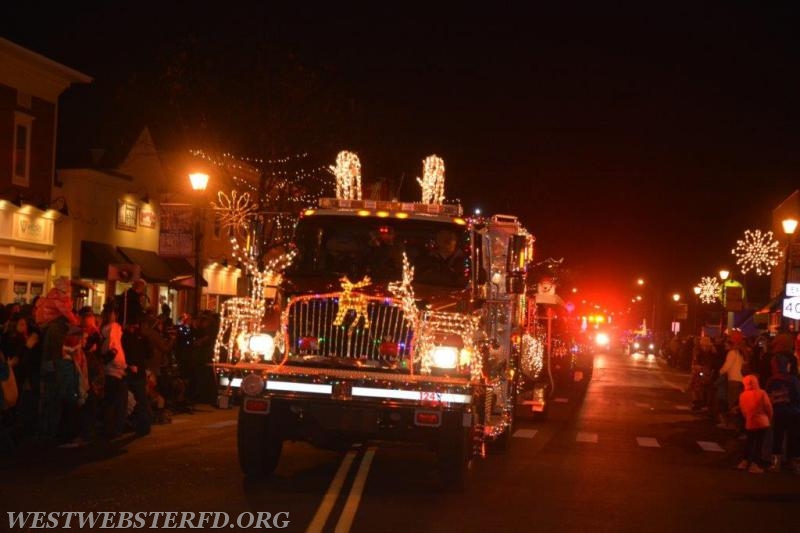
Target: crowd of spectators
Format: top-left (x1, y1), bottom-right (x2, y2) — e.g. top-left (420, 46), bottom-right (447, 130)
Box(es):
top-left (0, 277), bottom-right (220, 450)
top-left (674, 328), bottom-right (800, 474)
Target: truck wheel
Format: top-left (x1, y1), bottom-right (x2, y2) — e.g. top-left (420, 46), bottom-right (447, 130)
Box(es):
top-left (438, 427), bottom-right (472, 490)
top-left (238, 409), bottom-right (282, 478)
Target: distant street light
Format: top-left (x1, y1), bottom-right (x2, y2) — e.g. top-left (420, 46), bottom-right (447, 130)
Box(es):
top-left (189, 172), bottom-right (210, 315)
top-left (693, 286), bottom-right (701, 296)
top-left (672, 293), bottom-right (680, 302)
top-left (637, 278), bottom-right (645, 286)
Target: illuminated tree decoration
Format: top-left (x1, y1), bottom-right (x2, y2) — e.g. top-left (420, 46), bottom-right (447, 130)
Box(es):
top-left (731, 229), bottom-right (782, 276)
top-left (212, 190), bottom-right (258, 237)
top-left (212, 187), bottom-right (296, 364)
top-left (698, 276), bottom-right (721, 304)
top-left (331, 150), bottom-right (362, 200)
top-left (417, 154), bottom-right (445, 205)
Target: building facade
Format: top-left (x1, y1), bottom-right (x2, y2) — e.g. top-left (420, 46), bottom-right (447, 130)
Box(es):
top-left (0, 38), bottom-right (90, 303)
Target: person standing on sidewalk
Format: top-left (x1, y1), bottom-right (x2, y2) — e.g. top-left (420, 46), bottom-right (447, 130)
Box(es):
top-left (765, 353), bottom-right (800, 473)
top-left (718, 332), bottom-right (745, 429)
top-left (737, 374), bottom-right (773, 473)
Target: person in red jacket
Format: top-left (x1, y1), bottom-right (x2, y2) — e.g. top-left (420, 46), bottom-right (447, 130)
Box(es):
top-left (737, 374), bottom-right (774, 473)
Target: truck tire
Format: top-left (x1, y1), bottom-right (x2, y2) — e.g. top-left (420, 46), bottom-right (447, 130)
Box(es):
top-left (438, 426), bottom-right (472, 490)
top-left (238, 408), bottom-right (282, 478)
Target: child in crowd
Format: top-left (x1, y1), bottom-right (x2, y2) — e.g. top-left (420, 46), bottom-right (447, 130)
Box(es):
top-left (737, 374), bottom-right (773, 473)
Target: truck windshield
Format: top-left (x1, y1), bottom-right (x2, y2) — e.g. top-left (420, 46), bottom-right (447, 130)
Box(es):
top-left (288, 215), bottom-right (471, 288)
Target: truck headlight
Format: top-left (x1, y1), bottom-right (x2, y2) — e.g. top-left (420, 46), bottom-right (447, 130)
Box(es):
top-left (249, 333), bottom-right (276, 361)
top-left (430, 346), bottom-right (459, 369)
top-left (241, 374), bottom-right (265, 395)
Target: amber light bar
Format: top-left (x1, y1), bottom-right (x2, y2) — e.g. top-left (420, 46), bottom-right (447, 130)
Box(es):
top-left (318, 197), bottom-right (463, 216)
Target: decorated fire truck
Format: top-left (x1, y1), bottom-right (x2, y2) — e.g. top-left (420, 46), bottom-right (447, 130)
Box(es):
top-left (213, 152), bottom-right (543, 486)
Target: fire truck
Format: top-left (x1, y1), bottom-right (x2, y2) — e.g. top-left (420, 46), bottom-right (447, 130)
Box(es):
top-left (215, 155), bottom-right (539, 486)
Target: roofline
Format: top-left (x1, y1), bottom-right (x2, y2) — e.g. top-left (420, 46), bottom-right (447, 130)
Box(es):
top-left (0, 37), bottom-right (92, 84)
top-left (772, 189), bottom-right (800, 214)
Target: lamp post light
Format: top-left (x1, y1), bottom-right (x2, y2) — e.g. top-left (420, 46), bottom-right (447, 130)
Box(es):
top-left (719, 269), bottom-right (730, 335)
top-left (693, 285), bottom-right (702, 335)
top-left (672, 293), bottom-right (681, 302)
top-left (782, 218), bottom-right (798, 289)
top-left (189, 172), bottom-right (209, 315)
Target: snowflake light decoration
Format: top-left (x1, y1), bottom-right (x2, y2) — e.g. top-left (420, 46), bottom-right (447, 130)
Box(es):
top-left (731, 229), bottom-right (782, 276)
top-left (697, 276), bottom-right (721, 304)
top-left (212, 190), bottom-right (257, 236)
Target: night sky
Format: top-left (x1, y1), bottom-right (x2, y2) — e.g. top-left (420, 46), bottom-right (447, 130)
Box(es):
top-left (4, 3), bottom-right (800, 310)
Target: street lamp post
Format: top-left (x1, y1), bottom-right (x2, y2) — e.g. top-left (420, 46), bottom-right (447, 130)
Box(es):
top-left (189, 172), bottom-right (209, 315)
top-left (782, 218), bottom-right (798, 289)
top-left (719, 269), bottom-right (730, 335)
top-left (692, 285), bottom-right (701, 335)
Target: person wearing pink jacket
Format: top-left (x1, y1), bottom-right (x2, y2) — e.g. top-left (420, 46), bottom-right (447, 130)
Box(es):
top-left (737, 374), bottom-right (774, 473)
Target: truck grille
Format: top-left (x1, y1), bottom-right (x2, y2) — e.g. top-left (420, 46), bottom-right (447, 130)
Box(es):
top-left (286, 296), bottom-right (414, 364)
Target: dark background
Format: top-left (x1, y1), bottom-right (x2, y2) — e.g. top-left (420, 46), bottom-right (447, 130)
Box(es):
top-left (3, 2), bottom-right (799, 310)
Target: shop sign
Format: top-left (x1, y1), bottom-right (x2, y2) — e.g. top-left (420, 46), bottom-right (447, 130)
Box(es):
top-left (139, 204), bottom-right (157, 229)
top-left (117, 200), bottom-right (138, 232)
top-left (159, 203), bottom-right (194, 257)
top-left (12, 213), bottom-right (48, 242)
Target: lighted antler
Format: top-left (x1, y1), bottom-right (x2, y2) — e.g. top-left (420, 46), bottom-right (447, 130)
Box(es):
top-left (331, 150), bottom-right (362, 200)
top-left (417, 155), bottom-right (445, 205)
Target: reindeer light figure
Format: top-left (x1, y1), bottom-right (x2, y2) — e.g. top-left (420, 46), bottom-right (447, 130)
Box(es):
top-left (332, 150), bottom-right (362, 200)
top-left (333, 276), bottom-right (372, 334)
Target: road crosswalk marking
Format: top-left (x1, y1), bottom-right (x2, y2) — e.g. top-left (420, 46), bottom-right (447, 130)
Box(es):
top-left (675, 405), bottom-right (691, 411)
top-left (204, 420), bottom-right (237, 429)
top-left (576, 432), bottom-right (598, 443)
top-left (697, 441), bottom-right (725, 452)
top-left (634, 402), bottom-right (651, 408)
top-left (554, 397), bottom-right (569, 403)
top-left (513, 429), bottom-right (538, 439)
top-left (636, 437), bottom-right (660, 448)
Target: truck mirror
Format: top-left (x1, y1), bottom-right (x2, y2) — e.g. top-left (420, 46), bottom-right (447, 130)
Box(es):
top-left (506, 235), bottom-right (528, 274)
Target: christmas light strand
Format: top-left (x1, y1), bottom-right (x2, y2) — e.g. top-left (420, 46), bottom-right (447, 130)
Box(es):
top-left (389, 253), bottom-right (481, 379)
top-left (731, 229), bottom-right (781, 276)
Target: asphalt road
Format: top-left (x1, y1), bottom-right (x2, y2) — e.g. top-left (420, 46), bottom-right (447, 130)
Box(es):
top-left (3, 349), bottom-right (799, 532)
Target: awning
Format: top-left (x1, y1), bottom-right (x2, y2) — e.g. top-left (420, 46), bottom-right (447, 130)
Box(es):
top-left (163, 257), bottom-right (194, 277)
top-left (80, 241), bottom-right (128, 279)
top-left (117, 247), bottom-right (178, 284)
top-left (170, 274), bottom-right (208, 288)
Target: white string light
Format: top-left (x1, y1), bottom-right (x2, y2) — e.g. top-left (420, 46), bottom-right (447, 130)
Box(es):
top-left (331, 150), bottom-right (362, 200)
top-left (417, 155), bottom-right (445, 205)
top-left (732, 229), bottom-right (781, 276)
top-left (697, 276), bottom-right (721, 304)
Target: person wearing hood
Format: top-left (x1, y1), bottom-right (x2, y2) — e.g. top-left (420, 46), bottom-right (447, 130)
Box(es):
top-left (765, 353), bottom-right (800, 473)
top-left (737, 374), bottom-right (773, 473)
top-left (33, 276), bottom-right (80, 443)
